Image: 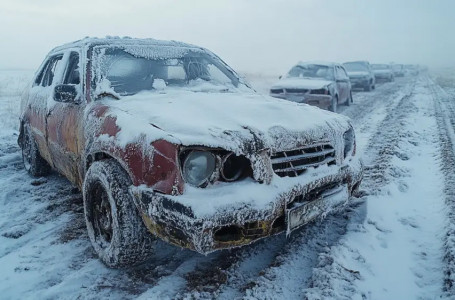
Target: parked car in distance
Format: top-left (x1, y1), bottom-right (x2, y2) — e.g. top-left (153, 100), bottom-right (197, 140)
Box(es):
top-left (343, 61), bottom-right (376, 92)
top-left (371, 64), bottom-right (395, 82)
top-left (392, 64), bottom-right (405, 77)
top-left (19, 37), bottom-right (363, 268)
top-left (404, 64), bottom-right (419, 76)
top-left (269, 61), bottom-right (353, 113)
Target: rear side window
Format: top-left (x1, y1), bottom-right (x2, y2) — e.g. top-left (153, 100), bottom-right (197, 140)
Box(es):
top-left (63, 52), bottom-right (80, 85)
top-left (40, 55), bottom-right (64, 87)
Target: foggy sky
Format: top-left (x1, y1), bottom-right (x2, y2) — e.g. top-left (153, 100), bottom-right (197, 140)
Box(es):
top-left (0, 0), bottom-right (454, 74)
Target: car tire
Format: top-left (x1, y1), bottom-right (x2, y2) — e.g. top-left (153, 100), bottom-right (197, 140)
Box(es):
top-left (83, 160), bottom-right (155, 268)
top-left (346, 91), bottom-right (353, 106)
top-left (329, 96), bottom-right (338, 112)
top-left (22, 124), bottom-right (51, 177)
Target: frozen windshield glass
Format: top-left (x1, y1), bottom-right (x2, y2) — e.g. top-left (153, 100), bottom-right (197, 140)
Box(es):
top-left (372, 64), bottom-right (389, 70)
top-left (343, 63), bottom-right (368, 72)
top-left (94, 47), bottom-right (241, 96)
top-left (286, 64), bottom-right (333, 80)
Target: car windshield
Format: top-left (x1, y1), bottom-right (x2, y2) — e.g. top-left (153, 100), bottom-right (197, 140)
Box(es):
top-left (93, 47), bottom-right (243, 96)
top-left (344, 63), bottom-right (368, 72)
top-left (286, 64), bottom-right (334, 80)
top-left (372, 64), bottom-right (389, 70)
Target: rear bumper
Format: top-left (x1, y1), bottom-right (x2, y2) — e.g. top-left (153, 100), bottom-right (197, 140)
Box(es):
top-left (131, 158), bottom-right (363, 254)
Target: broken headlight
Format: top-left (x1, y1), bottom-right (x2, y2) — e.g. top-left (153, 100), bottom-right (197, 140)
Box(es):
top-left (343, 126), bottom-right (356, 158)
top-left (182, 151), bottom-right (216, 187)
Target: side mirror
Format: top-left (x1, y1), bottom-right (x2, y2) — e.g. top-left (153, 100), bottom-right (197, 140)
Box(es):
top-left (54, 84), bottom-right (80, 103)
top-left (279, 75), bottom-right (282, 79)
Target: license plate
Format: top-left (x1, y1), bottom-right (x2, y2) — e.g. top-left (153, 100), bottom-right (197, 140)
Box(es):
top-left (286, 185), bottom-right (349, 234)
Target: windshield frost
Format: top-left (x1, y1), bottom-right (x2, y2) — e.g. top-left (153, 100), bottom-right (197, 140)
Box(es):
top-left (94, 47), bottom-right (241, 96)
top-left (343, 63), bottom-right (368, 72)
top-left (286, 64), bottom-right (334, 80)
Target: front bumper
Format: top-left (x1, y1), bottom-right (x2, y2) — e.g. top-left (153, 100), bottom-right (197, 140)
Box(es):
top-left (131, 158), bottom-right (363, 254)
top-left (350, 78), bottom-right (370, 88)
top-left (271, 93), bottom-right (332, 110)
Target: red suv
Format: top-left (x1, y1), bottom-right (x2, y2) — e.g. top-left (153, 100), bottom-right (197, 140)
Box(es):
top-left (19, 37), bottom-right (363, 267)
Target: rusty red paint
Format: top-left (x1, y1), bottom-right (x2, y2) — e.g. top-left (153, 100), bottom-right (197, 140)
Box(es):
top-left (144, 140), bottom-right (184, 195)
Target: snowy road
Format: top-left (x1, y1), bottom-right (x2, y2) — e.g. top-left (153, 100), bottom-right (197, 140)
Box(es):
top-left (0, 72), bottom-right (453, 299)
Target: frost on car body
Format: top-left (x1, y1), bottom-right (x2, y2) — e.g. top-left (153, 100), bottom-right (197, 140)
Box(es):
top-left (371, 64), bottom-right (395, 82)
top-left (18, 37), bottom-right (363, 267)
top-left (343, 61), bottom-right (376, 92)
top-left (269, 61), bottom-right (353, 112)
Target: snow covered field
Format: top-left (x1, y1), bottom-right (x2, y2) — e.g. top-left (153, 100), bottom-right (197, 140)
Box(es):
top-left (1, 70), bottom-right (454, 299)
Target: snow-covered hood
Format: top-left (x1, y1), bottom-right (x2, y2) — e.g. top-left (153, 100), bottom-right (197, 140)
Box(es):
top-left (347, 71), bottom-right (370, 78)
top-left (99, 91), bottom-right (350, 153)
top-left (270, 77), bottom-right (333, 91)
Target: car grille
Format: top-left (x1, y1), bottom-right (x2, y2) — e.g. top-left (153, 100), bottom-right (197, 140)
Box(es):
top-left (285, 88), bottom-right (309, 94)
top-left (270, 88), bottom-right (284, 94)
top-left (271, 143), bottom-right (336, 177)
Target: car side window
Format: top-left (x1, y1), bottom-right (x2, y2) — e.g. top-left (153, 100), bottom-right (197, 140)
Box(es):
top-left (339, 67), bottom-right (349, 80)
top-left (333, 66), bottom-right (342, 80)
top-left (34, 60), bottom-right (51, 85)
top-left (63, 52), bottom-right (81, 85)
top-left (41, 55), bottom-right (63, 87)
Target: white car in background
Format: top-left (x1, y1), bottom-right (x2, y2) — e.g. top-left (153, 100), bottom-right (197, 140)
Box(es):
top-left (269, 62), bottom-right (353, 113)
top-left (343, 61), bottom-right (376, 92)
top-left (372, 64), bottom-right (395, 82)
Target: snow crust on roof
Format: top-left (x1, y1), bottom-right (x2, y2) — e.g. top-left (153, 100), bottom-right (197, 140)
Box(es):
top-left (50, 36), bottom-right (202, 54)
top-left (296, 61), bottom-right (339, 67)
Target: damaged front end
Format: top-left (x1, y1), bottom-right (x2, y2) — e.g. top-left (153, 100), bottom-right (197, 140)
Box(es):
top-left (131, 140), bottom-right (363, 254)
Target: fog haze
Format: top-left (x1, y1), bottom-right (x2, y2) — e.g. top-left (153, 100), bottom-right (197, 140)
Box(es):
top-left (0, 0), bottom-right (453, 74)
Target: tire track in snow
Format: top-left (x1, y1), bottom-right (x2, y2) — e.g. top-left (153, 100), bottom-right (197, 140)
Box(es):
top-left (302, 77), bottom-right (419, 299)
top-left (177, 79), bottom-right (417, 299)
top-left (429, 77), bottom-right (455, 298)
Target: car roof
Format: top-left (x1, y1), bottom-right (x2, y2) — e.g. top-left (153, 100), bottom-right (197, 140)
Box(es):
top-left (343, 61), bottom-right (370, 65)
top-left (296, 61), bottom-right (340, 68)
top-left (49, 36), bottom-right (203, 54)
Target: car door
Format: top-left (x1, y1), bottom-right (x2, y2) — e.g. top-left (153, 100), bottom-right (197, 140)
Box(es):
top-left (335, 66), bottom-right (348, 102)
top-left (26, 54), bottom-right (65, 165)
top-left (46, 51), bottom-right (85, 184)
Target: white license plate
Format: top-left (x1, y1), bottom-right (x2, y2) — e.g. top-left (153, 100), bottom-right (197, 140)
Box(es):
top-left (286, 185), bottom-right (349, 234)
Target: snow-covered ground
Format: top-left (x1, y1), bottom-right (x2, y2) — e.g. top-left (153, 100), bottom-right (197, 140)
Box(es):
top-left (1, 70), bottom-right (454, 299)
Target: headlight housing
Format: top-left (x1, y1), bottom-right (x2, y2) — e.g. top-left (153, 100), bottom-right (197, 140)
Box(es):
top-left (182, 151), bottom-right (216, 187)
top-left (180, 149), bottom-right (252, 188)
top-left (343, 126), bottom-right (356, 158)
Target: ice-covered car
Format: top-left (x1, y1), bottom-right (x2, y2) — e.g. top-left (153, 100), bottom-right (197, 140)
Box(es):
top-left (18, 37), bottom-right (363, 268)
top-left (343, 61), bottom-right (376, 91)
top-left (392, 64), bottom-right (405, 77)
top-left (269, 62), bottom-right (352, 113)
top-left (404, 64), bottom-right (419, 76)
top-left (371, 64), bottom-right (395, 82)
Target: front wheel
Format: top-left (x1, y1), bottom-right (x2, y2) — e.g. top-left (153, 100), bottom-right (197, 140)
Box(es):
top-left (22, 124), bottom-right (51, 177)
top-left (329, 96), bottom-right (338, 113)
top-left (83, 160), bottom-right (155, 268)
top-left (346, 91), bottom-right (353, 106)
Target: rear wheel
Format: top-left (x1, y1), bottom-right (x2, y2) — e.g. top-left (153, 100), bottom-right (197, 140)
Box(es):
top-left (22, 124), bottom-right (51, 177)
top-left (83, 160), bottom-right (155, 268)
